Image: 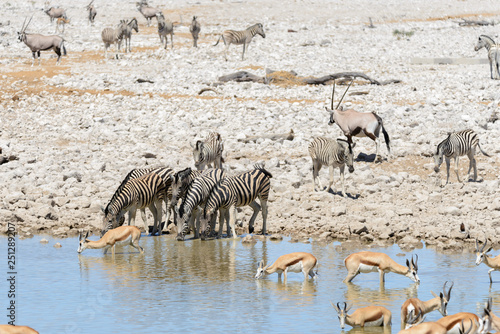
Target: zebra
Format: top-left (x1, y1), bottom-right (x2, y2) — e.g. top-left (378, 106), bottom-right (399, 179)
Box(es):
top-left (200, 165), bottom-right (272, 239)
top-left (475, 35), bottom-right (500, 80)
top-left (102, 172), bottom-right (164, 237)
top-left (175, 168), bottom-right (225, 241)
top-left (122, 18), bottom-right (139, 53)
top-left (170, 167), bottom-right (202, 209)
top-left (190, 16), bottom-right (201, 47)
top-left (309, 137), bottom-right (355, 197)
top-left (101, 21), bottom-right (127, 59)
top-left (157, 13), bottom-right (173, 49)
top-left (214, 23), bottom-right (265, 61)
top-left (434, 129), bottom-right (490, 185)
top-left (191, 132), bottom-right (224, 170)
top-left (86, 0), bottom-right (97, 25)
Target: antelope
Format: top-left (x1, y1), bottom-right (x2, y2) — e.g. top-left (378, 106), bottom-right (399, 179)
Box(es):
top-left (136, 1), bottom-right (161, 26)
top-left (343, 251), bottom-right (419, 284)
top-left (255, 252), bottom-right (318, 283)
top-left (0, 325), bottom-right (39, 334)
top-left (77, 226), bottom-right (144, 255)
top-left (401, 282), bottom-right (454, 328)
top-left (86, 0), bottom-right (97, 25)
top-left (17, 17), bottom-right (67, 66)
top-left (399, 310), bottom-right (448, 333)
top-left (43, 6), bottom-right (67, 23)
top-left (475, 238), bottom-right (500, 283)
top-left (326, 80), bottom-right (391, 162)
top-left (436, 313), bottom-right (483, 334)
top-left (55, 17), bottom-right (70, 33)
top-left (331, 302), bottom-right (392, 329)
top-left (482, 298), bottom-right (500, 333)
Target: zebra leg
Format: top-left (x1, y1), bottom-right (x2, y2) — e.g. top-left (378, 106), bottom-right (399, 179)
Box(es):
top-left (241, 43), bottom-right (246, 61)
top-left (454, 156), bottom-right (461, 183)
top-left (445, 157), bottom-right (451, 185)
top-left (248, 201), bottom-right (261, 234)
top-left (194, 210), bottom-right (201, 239)
top-left (312, 161), bottom-right (322, 191)
top-left (155, 198), bottom-right (163, 236)
top-left (140, 208), bottom-right (147, 229)
top-left (260, 199), bottom-right (268, 235)
top-left (328, 165), bottom-right (335, 193)
top-left (171, 33), bottom-right (174, 49)
top-left (490, 60), bottom-right (494, 79)
top-left (339, 165), bottom-right (346, 197)
top-left (229, 205), bottom-right (238, 238)
top-left (217, 209), bottom-right (225, 237)
top-left (224, 43), bottom-right (230, 61)
top-left (467, 150), bottom-right (477, 181)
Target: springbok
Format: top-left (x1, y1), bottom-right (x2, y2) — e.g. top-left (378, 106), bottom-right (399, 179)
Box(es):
top-left (326, 80), bottom-right (391, 162)
top-left (86, 0), bottom-right (97, 25)
top-left (401, 281), bottom-right (453, 328)
top-left (18, 17), bottom-right (67, 66)
top-left (0, 325), bottom-right (39, 334)
top-left (399, 310), bottom-right (448, 333)
top-left (43, 6), bottom-right (67, 23)
top-left (255, 252), bottom-right (318, 282)
top-left (55, 17), bottom-right (70, 33)
top-left (77, 226), bottom-right (144, 255)
top-left (436, 313), bottom-right (483, 334)
top-left (331, 302), bottom-right (392, 329)
top-left (136, 1), bottom-right (161, 26)
top-left (475, 238), bottom-right (500, 284)
top-left (343, 251), bottom-right (419, 284)
top-left (481, 298), bottom-right (500, 333)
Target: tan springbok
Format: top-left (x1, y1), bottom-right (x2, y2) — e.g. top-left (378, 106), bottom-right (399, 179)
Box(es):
top-left (0, 325), bottom-right (39, 334)
top-left (255, 252), bottom-right (318, 282)
top-left (475, 238), bottom-right (500, 284)
top-left (401, 281), bottom-right (453, 327)
top-left (343, 251), bottom-right (419, 284)
top-left (481, 297), bottom-right (500, 333)
top-left (436, 313), bottom-right (483, 334)
top-left (331, 302), bottom-right (392, 329)
top-left (399, 310), bottom-right (447, 333)
top-left (77, 226), bottom-right (144, 255)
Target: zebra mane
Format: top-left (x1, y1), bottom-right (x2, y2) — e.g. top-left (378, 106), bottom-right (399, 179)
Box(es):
top-left (435, 133), bottom-right (451, 155)
top-left (337, 138), bottom-right (353, 154)
top-left (104, 169), bottom-right (136, 216)
top-left (202, 176), bottom-right (227, 218)
top-left (246, 23), bottom-right (261, 30)
top-left (173, 167), bottom-right (192, 183)
top-left (479, 35), bottom-right (496, 44)
top-left (253, 164), bottom-right (273, 178)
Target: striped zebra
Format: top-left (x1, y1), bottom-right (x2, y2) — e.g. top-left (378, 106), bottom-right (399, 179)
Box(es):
top-left (474, 35), bottom-right (500, 80)
top-left (101, 21), bottom-right (127, 59)
top-left (170, 167), bottom-right (202, 209)
top-left (434, 129), bottom-right (490, 185)
top-left (102, 172), bottom-right (164, 237)
top-left (190, 16), bottom-right (201, 47)
top-left (122, 18), bottom-right (139, 53)
top-left (309, 137), bottom-right (354, 197)
top-left (214, 23), bottom-right (265, 60)
top-left (192, 132), bottom-right (224, 170)
top-left (200, 165), bottom-right (272, 239)
top-left (156, 13), bottom-right (173, 49)
top-left (175, 168), bottom-right (226, 241)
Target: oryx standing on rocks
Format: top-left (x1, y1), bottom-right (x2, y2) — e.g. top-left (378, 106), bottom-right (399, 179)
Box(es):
top-left (86, 0), bottom-right (97, 25)
top-left (326, 80), bottom-right (391, 162)
top-left (190, 16), bottom-right (201, 47)
top-left (136, 1), bottom-right (161, 26)
top-left (18, 17), bottom-right (67, 66)
top-left (43, 5), bottom-right (67, 23)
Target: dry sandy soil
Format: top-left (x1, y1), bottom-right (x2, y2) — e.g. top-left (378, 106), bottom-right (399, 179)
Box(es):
top-left (1, 0), bottom-right (500, 251)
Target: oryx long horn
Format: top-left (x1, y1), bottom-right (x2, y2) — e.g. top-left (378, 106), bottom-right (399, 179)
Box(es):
top-left (24, 15), bottom-right (33, 33)
top-left (335, 79), bottom-right (353, 110)
top-left (330, 80), bottom-right (335, 110)
top-left (21, 17), bottom-right (27, 32)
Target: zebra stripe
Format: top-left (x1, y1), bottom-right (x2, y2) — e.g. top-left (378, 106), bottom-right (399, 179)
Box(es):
top-left (192, 132), bottom-right (224, 170)
top-left (122, 18), bottom-right (139, 53)
top-left (434, 129), bottom-right (490, 185)
top-left (101, 21), bottom-right (127, 58)
top-left (214, 23), bottom-right (265, 60)
top-left (475, 35), bottom-right (500, 80)
top-left (200, 165), bottom-right (272, 239)
top-left (309, 137), bottom-right (354, 196)
top-left (175, 168), bottom-right (226, 241)
top-left (170, 167), bottom-right (202, 209)
top-left (157, 13), bottom-right (173, 49)
top-left (190, 16), bottom-right (201, 47)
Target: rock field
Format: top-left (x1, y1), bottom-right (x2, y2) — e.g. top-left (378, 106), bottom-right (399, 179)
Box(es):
top-left (1, 0), bottom-right (500, 251)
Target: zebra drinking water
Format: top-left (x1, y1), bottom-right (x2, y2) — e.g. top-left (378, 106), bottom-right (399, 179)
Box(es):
top-left (474, 35), bottom-right (500, 80)
top-left (191, 132), bottom-right (224, 170)
top-left (434, 129), bottom-right (490, 185)
top-left (101, 21), bottom-right (127, 59)
top-left (214, 23), bottom-right (265, 61)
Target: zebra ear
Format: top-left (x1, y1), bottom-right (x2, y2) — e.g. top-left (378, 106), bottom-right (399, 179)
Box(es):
top-left (195, 140), bottom-right (204, 150)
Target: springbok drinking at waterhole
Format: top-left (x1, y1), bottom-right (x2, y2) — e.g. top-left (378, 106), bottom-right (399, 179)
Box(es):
top-left (326, 80), bottom-right (391, 162)
top-left (343, 251), bottom-right (419, 284)
top-left (255, 252), bottom-right (318, 283)
top-left (77, 226), bottom-right (144, 255)
top-left (475, 238), bottom-right (500, 284)
top-left (331, 302), bottom-right (392, 329)
top-left (436, 312), bottom-right (484, 334)
top-left (0, 325), bottom-right (39, 334)
top-left (398, 310), bottom-right (448, 333)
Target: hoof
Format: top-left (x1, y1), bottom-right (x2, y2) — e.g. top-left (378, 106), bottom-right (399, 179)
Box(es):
top-left (176, 235), bottom-right (185, 241)
top-left (249, 227), bottom-right (254, 234)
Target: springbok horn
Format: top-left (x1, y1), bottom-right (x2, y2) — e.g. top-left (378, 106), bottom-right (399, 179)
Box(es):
top-left (337, 302), bottom-right (341, 311)
top-left (482, 239), bottom-right (488, 252)
top-left (476, 238), bottom-right (480, 252)
top-left (446, 281), bottom-right (453, 300)
top-left (330, 80), bottom-right (335, 110)
top-left (335, 79), bottom-right (353, 110)
top-left (412, 254), bottom-right (418, 271)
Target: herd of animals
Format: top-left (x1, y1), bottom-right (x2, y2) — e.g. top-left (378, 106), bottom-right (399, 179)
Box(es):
top-left (5, 1), bottom-right (499, 334)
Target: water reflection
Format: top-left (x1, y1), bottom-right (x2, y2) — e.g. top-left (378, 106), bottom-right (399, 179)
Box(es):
top-left (344, 282), bottom-right (419, 307)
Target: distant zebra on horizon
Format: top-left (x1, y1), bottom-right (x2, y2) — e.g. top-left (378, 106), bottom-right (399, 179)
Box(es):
top-left (101, 21), bottom-right (127, 58)
top-left (192, 132), bottom-right (224, 170)
top-left (157, 13), bottom-right (173, 49)
top-left (434, 129), bottom-right (490, 185)
top-left (122, 18), bottom-right (139, 52)
top-left (214, 23), bottom-right (265, 60)
top-left (190, 16), bottom-right (201, 47)
top-left (475, 35), bottom-right (500, 79)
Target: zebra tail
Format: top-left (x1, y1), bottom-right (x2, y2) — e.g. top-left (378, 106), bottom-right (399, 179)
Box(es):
top-left (213, 35), bottom-right (222, 46)
top-left (256, 165), bottom-right (273, 179)
top-left (478, 143), bottom-right (490, 157)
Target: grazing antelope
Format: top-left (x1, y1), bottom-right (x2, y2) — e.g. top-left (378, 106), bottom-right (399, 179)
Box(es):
top-left (326, 80), bottom-right (391, 162)
top-left (190, 16), bottom-right (201, 47)
top-left (55, 17), bottom-right (70, 33)
top-left (475, 238), bottom-right (500, 284)
top-left (214, 23), bottom-right (266, 61)
top-left (255, 252), bottom-right (318, 282)
top-left (77, 226), bottom-right (144, 255)
top-left (343, 251), bottom-right (419, 284)
top-left (401, 282), bottom-right (454, 328)
top-left (0, 325), bottom-right (39, 334)
top-left (18, 17), bottom-right (67, 66)
top-left (43, 6), bottom-right (67, 23)
top-left (136, 1), bottom-right (161, 26)
top-left (436, 313), bottom-right (483, 334)
top-left (331, 302), bottom-right (392, 329)
top-left (86, 0), bottom-right (97, 25)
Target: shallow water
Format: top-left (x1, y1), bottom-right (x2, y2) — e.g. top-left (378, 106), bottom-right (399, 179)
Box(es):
top-left (0, 235), bottom-right (496, 333)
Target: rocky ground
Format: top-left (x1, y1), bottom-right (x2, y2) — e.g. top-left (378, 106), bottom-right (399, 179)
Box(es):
top-left (1, 0), bottom-right (500, 251)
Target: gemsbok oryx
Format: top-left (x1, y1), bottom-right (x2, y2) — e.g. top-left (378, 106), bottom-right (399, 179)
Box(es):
top-left (436, 313), bottom-right (484, 334)
top-left (0, 325), bottom-right (39, 334)
top-left (474, 35), bottom-right (500, 80)
top-left (101, 21), bottom-right (127, 59)
top-left (18, 17), bottom-right (67, 66)
top-left (78, 226), bottom-right (144, 255)
top-left (86, 0), bottom-right (97, 25)
top-left (122, 18), bottom-right (139, 53)
top-left (326, 80), bottom-right (391, 162)
top-left (43, 6), bottom-right (67, 23)
top-left (401, 281), bottom-right (453, 328)
top-left (255, 252), bottom-right (318, 282)
top-left (136, 1), bottom-right (161, 26)
top-left (399, 310), bottom-right (447, 333)
top-left (190, 16), bottom-right (201, 47)
top-left (309, 136), bottom-right (354, 196)
top-left (434, 129), bottom-right (490, 185)
top-left (157, 13), bottom-right (173, 49)
top-left (331, 302), bottom-right (392, 329)
top-left (214, 23), bottom-right (266, 61)
top-left (343, 251), bottom-right (419, 284)
top-left (475, 238), bottom-right (500, 284)
top-left (55, 17), bottom-right (70, 33)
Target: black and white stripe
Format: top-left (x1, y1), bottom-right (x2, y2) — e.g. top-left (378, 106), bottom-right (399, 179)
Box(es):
top-left (192, 132), bottom-right (224, 170)
top-left (157, 13), bottom-right (173, 49)
top-left (122, 18), bottom-right (139, 53)
top-left (190, 16), bottom-right (201, 48)
top-left (170, 167), bottom-right (202, 209)
top-left (200, 165), bottom-right (272, 239)
top-left (475, 35), bottom-right (500, 80)
top-left (214, 23), bottom-right (265, 60)
top-left (434, 129), bottom-right (490, 184)
top-left (308, 137), bottom-right (354, 196)
top-left (101, 21), bottom-right (127, 58)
